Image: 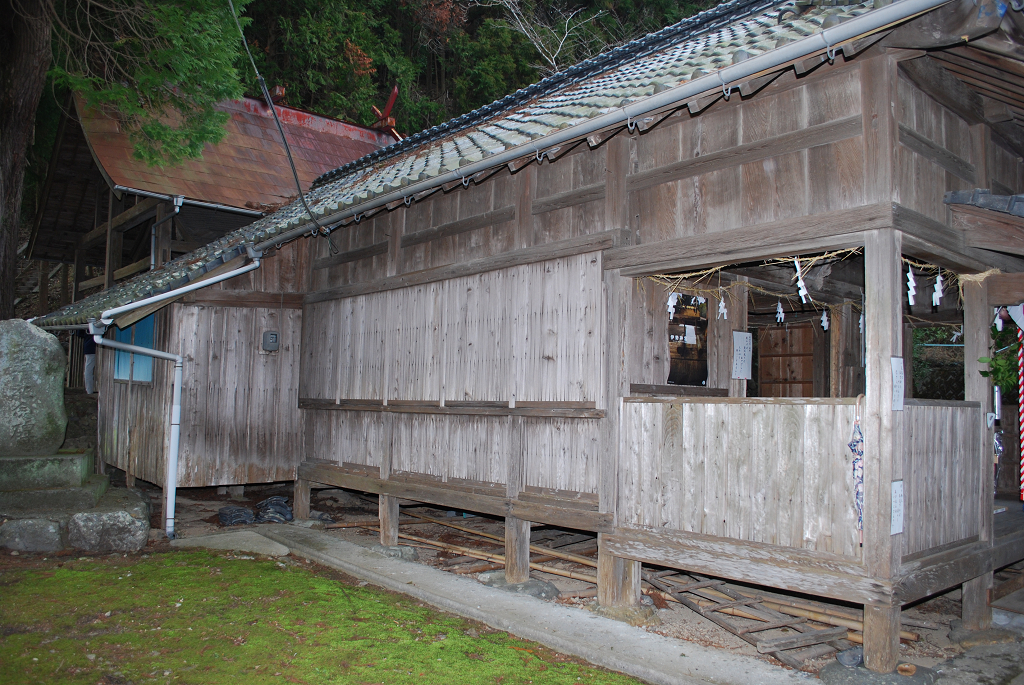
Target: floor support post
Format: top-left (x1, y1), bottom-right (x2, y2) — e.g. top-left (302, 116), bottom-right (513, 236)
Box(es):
top-left (597, 533), bottom-right (639, 608)
top-left (863, 603), bottom-right (901, 673)
top-left (962, 573), bottom-right (993, 631)
top-left (379, 494), bottom-right (400, 547)
top-left (293, 478), bottom-right (311, 520)
top-left (504, 516), bottom-right (531, 583)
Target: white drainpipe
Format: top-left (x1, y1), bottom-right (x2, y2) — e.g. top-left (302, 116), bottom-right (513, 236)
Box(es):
top-left (88, 245), bottom-right (262, 538)
top-left (90, 324), bottom-right (184, 538)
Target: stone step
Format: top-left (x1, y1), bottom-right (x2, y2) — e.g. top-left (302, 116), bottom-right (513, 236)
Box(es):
top-left (0, 449), bottom-right (93, 491)
top-left (0, 473), bottom-right (108, 516)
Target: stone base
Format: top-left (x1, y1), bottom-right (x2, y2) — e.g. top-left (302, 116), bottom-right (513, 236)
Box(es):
top-left (819, 661), bottom-right (937, 685)
top-left (477, 570), bottom-right (561, 600)
top-left (587, 603), bottom-right (661, 627)
top-left (0, 474), bottom-right (108, 517)
top-left (948, 619), bottom-right (1021, 648)
top-left (0, 486), bottom-right (149, 554)
top-left (0, 449), bottom-right (93, 491)
top-left (171, 530), bottom-right (289, 557)
top-left (370, 544), bottom-right (419, 561)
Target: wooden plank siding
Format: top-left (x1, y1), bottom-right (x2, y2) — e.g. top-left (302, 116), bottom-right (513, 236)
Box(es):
top-left (618, 397), bottom-right (862, 558)
top-left (97, 239), bottom-right (309, 487)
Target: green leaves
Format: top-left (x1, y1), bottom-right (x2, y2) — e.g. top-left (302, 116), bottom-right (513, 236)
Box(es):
top-left (52, 0), bottom-right (251, 166)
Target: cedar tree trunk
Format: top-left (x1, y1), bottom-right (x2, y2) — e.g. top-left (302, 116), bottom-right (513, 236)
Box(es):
top-left (0, 0), bottom-right (51, 320)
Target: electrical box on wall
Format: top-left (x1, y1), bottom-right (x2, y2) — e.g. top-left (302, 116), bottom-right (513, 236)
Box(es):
top-left (262, 331), bottom-right (280, 352)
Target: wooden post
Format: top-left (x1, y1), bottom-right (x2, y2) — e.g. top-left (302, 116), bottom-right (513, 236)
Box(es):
top-left (862, 228), bottom-right (903, 673)
top-left (505, 517), bottom-right (531, 583)
top-left (505, 416), bottom-right (530, 582)
top-left (36, 261), bottom-right (49, 317)
top-left (154, 202), bottom-right (173, 269)
top-left (379, 495), bottom-right (400, 547)
top-left (706, 278), bottom-right (749, 397)
top-left (293, 478), bottom-right (311, 519)
top-left (104, 192), bottom-right (123, 290)
top-left (597, 533), bottom-right (640, 608)
top-left (962, 278), bottom-right (993, 630)
top-left (72, 249), bottom-right (85, 303)
top-left (59, 263), bottom-right (69, 307)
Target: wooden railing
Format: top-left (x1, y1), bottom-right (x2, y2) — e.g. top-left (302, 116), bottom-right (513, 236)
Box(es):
top-left (619, 397), bottom-right (862, 558)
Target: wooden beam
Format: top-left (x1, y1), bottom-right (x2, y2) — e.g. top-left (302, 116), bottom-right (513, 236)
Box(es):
top-left (898, 56), bottom-right (984, 125)
top-left (895, 204), bottom-right (1024, 273)
top-left (78, 196), bottom-right (161, 249)
top-left (77, 273), bottom-right (106, 291)
top-left (104, 192), bottom-right (123, 290)
top-left (986, 273), bottom-right (1024, 306)
top-left (293, 478), bottom-right (311, 520)
top-left (950, 204), bottom-right (1024, 257)
top-left (898, 124), bottom-right (976, 183)
top-left (297, 397), bottom-right (604, 419)
top-left (400, 206), bottom-right (515, 248)
top-left (627, 115), bottom-right (862, 194)
top-left (313, 240), bottom-right (388, 271)
top-left (603, 202), bottom-right (889, 275)
top-left (112, 257), bottom-right (150, 281)
top-left (599, 527), bottom-right (890, 605)
top-left (505, 517), bottom-right (531, 583)
top-left (182, 290), bottom-right (304, 309)
top-left (532, 183), bottom-right (605, 215)
top-left (36, 262), bottom-right (49, 318)
top-left (306, 229), bottom-right (622, 304)
top-left (296, 461), bottom-right (614, 532)
top-left (154, 202), bottom-right (172, 269)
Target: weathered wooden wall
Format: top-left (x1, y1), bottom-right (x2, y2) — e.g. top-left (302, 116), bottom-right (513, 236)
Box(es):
top-left (98, 239), bottom-right (309, 486)
top-left (895, 73), bottom-right (977, 225)
top-left (899, 399), bottom-right (982, 558)
top-left (619, 397), bottom-right (862, 557)
top-left (97, 307), bottom-right (173, 484)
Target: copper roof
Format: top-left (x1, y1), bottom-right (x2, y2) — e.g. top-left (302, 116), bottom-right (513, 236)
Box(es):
top-left (80, 97), bottom-right (394, 208)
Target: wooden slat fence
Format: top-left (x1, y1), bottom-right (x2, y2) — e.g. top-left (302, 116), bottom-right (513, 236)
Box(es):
top-left (619, 397), bottom-right (862, 558)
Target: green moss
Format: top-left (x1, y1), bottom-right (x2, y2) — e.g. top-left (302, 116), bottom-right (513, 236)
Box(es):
top-left (0, 551), bottom-right (639, 684)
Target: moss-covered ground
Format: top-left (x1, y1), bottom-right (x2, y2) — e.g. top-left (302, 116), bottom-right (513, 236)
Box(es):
top-left (0, 549), bottom-right (642, 685)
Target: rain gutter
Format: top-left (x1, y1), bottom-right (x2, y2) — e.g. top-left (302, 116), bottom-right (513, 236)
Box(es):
top-left (254, 0), bottom-right (954, 254)
top-left (113, 185), bottom-right (264, 217)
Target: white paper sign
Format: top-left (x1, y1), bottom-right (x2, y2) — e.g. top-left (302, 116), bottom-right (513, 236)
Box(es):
top-left (890, 357), bottom-right (904, 411)
top-left (731, 331), bottom-right (752, 380)
top-left (683, 325), bottom-right (697, 345)
top-left (891, 480), bottom-right (905, 535)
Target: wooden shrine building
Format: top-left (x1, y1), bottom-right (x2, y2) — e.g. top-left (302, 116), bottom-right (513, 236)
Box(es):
top-left (35, 0), bottom-right (1024, 672)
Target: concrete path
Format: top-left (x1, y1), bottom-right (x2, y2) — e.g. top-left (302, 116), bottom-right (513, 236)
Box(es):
top-left (169, 529), bottom-right (289, 557)
top-left (257, 524), bottom-right (813, 685)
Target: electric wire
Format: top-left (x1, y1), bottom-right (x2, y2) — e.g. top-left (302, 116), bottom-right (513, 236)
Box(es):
top-left (226, 0), bottom-right (339, 254)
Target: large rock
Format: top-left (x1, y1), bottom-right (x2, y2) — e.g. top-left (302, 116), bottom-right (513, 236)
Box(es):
top-left (0, 320), bottom-right (67, 456)
top-left (0, 518), bottom-right (64, 552)
top-left (68, 488), bottom-right (150, 553)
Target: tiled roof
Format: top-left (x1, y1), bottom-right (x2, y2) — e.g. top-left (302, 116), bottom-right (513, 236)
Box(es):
top-left (35, 0), bottom-right (876, 327)
top-left (945, 189), bottom-right (1024, 219)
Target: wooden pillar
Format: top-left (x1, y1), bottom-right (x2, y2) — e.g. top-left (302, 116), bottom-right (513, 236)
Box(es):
top-left (902, 324), bottom-right (914, 398)
top-left (104, 192), bottom-right (123, 290)
top-left (379, 494), bottom-right (400, 547)
top-left (36, 261), bottom-right (49, 317)
top-left (707, 278), bottom-right (749, 397)
top-left (154, 202), bottom-right (173, 269)
top-left (962, 278), bottom-right (994, 630)
top-left (505, 416), bottom-right (530, 582)
top-left (72, 249), bottom-right (85, 303)
top-left (862, 228), bottom-right (903, 673)
top-left (293, 478), bottom-right (311, 520)
top-left (597, 534), bottom-right (640, 608)
top-left (59, 263), bottom-right (69, 307)
top-left (505, 517), bottom-right (531, 583)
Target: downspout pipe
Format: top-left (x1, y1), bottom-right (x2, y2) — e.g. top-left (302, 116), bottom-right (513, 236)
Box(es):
top-left (254, 0), bottom-right (954, 254)
top-left (88, 244), bottom-right (262, 538)
top-left (89, 321), bottom-right (184, 538)
top-left (151, 196), bottom-right (184, 272)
